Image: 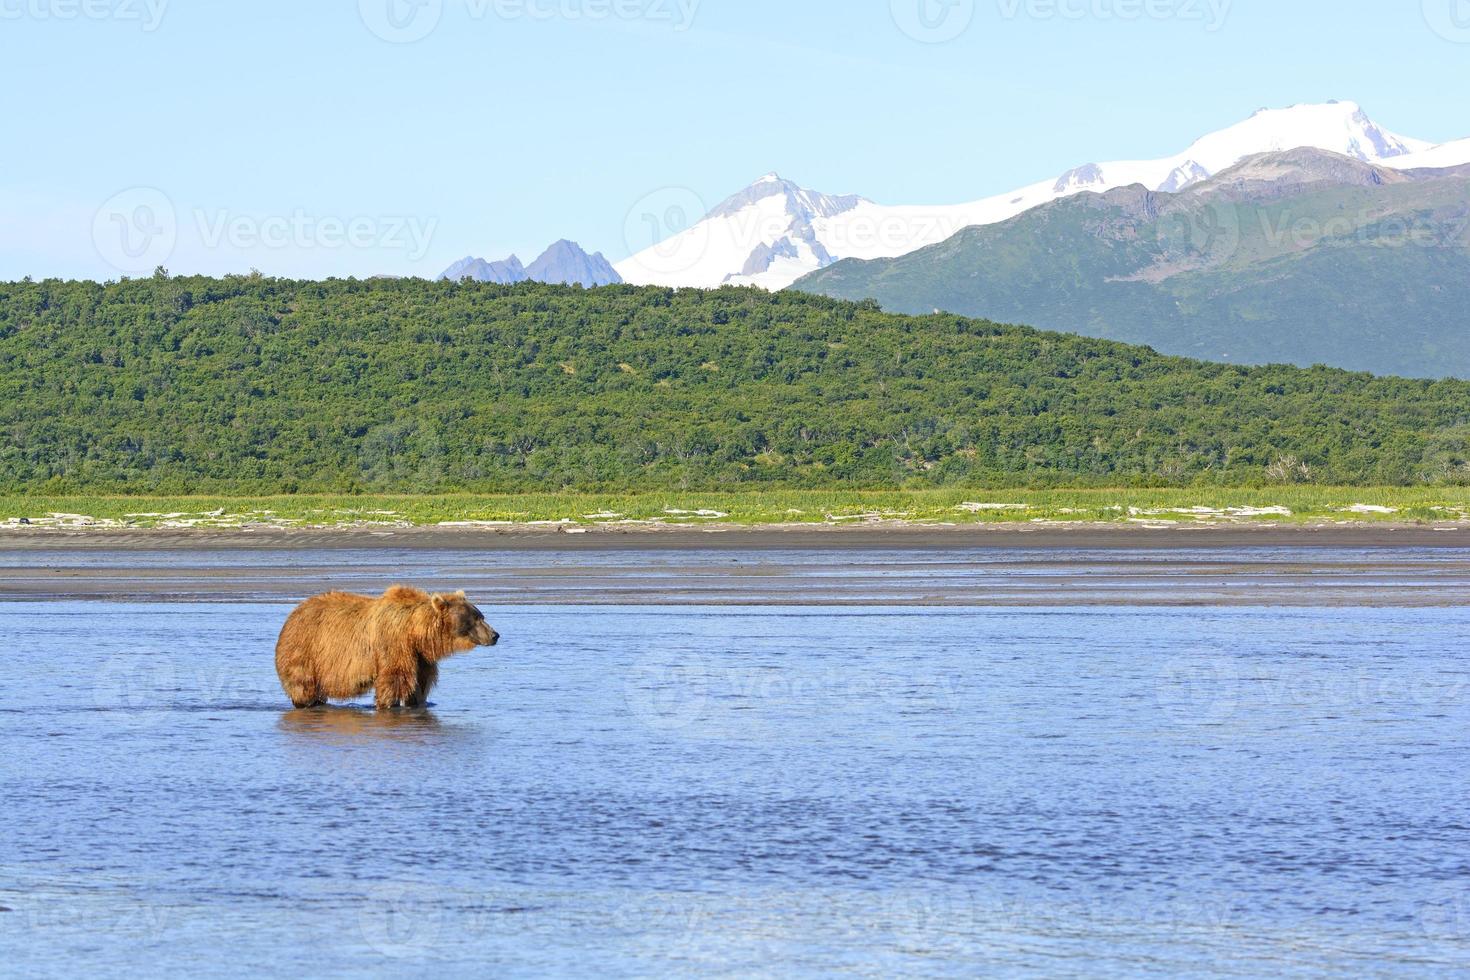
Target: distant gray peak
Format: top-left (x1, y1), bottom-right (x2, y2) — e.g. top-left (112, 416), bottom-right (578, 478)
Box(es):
top-left (440, 254), bottom-right (525, 283)
top-left (440, 241), bottom-right (620, 287)
top-left (533, 239), bottom-right (585, 263)
top-left (525, 239), bottom-right (621, 287)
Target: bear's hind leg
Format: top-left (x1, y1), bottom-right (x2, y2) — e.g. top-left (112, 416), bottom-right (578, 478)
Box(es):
top-left (278, 656), bottom-right (325, 708)
top-left (284, 678), bottom-right (325, 709)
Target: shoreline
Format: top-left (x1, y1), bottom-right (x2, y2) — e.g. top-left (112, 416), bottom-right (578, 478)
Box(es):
top-left (5, 522), bottom-right (1469, 606)
top-left (4, 520), bottom-right (1470, 551)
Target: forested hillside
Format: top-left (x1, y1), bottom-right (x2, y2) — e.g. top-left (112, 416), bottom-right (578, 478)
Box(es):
top-left (2, 274), bottom-right (1468, 493)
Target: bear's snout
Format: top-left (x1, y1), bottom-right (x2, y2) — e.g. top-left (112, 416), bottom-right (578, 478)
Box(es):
top-left (475, 623), bottom-right (500, 647)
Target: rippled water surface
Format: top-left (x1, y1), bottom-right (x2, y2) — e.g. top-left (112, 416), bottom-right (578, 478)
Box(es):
top-left (3, 548), bottom-right (1470, 977)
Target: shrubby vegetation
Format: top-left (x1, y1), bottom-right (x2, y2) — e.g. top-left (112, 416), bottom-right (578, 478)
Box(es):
top-left (8, 488), bottom-right (1470, 529)
top-left (1, 273), bottom-right (1468, 493)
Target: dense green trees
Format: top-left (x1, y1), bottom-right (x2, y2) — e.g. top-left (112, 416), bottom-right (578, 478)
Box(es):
top-left (0, 274), bottom-right (1467, 493)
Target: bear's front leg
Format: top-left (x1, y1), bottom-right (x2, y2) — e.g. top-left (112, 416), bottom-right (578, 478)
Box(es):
top-left (374, 667), bottom-right (418, 711)
top-left (404, 658), bottom-right (439, 709)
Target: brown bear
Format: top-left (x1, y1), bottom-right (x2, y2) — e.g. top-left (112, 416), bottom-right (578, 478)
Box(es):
top-left (275, 586), bottom-right (498, 710)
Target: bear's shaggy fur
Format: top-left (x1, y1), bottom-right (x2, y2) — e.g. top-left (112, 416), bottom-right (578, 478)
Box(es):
top-left (275, 586), bottom-right (498, 710)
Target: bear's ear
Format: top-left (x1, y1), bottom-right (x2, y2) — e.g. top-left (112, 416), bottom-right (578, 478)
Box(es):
top-left (431, 594), bottom-right (447, 611)
top-left (454, 590), bottom-right (466, 599)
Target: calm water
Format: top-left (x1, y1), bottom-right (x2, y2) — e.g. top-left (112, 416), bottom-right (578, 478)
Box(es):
top-left (3, 548), bottom-right (1470, 976)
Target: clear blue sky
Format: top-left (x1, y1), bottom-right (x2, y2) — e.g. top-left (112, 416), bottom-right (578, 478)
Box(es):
top-left (2, 0), bottom-right (1467, 280)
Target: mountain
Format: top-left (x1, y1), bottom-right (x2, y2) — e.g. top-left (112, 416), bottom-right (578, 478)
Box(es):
top-left (616, 101), bottom-right (1470, 290)
top-left (616, 174), bottom-right (869, 290)
top-left (524, 239), bottom-right (621, 287)
top-left (794, 149), bottom-right (1470, 379)
top-left (441, 254), bottom-right (525, 284)
top-left (441, 241), bottom-right (620, 287)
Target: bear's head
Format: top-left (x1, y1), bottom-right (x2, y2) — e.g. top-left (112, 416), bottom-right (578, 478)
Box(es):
top-left (432, 591), bottom-right (499, 655)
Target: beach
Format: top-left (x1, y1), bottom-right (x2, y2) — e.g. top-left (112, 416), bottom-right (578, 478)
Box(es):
top-left (3, 522), bottom-right (1469, 606)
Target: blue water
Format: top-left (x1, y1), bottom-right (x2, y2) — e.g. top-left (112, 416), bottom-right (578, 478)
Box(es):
top-left (3, 574), bottom-right (1470, 975)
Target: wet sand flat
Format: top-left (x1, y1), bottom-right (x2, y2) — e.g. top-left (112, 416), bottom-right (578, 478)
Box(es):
top-left (2, 523), bottom-right (1469, 606)
top-left (5, 521), bottom-right (1470, 551)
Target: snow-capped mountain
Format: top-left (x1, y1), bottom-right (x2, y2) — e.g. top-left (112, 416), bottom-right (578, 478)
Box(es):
top-left (442, 240), bottom-right (621, 287)
top-left (615, 101), bottom-right (1470, 290)
top-left (617, 174), bottom-right (868, 290)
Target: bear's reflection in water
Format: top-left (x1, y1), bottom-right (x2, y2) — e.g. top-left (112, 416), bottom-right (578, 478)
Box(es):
top-left (277, 705), bottom-right (444, 741)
